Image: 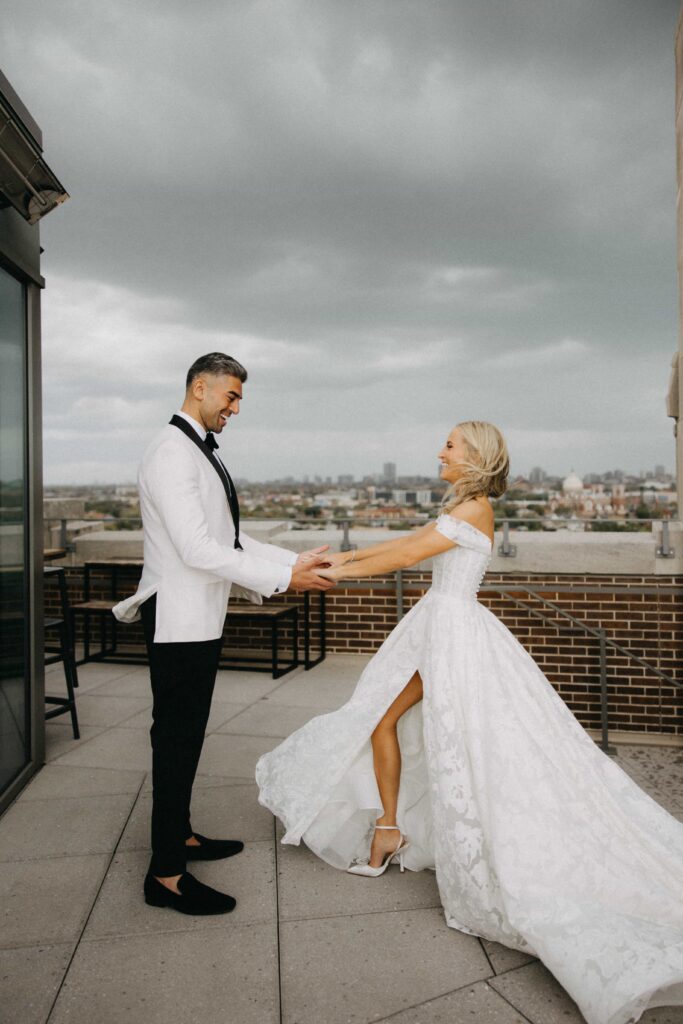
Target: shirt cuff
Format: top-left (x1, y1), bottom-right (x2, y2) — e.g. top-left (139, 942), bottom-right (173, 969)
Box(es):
top-left (273, 567), bottom-right (292, 594)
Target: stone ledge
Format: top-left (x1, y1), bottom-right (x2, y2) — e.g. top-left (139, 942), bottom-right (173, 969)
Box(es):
top-left (70, 520), bottom-right (683, 576)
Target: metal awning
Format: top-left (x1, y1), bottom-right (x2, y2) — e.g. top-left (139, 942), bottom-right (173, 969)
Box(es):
top-left (0, 93), bottom-right (69, 224)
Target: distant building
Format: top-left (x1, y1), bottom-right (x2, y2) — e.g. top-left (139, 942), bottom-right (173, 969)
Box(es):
top-left (383, 462), bottom-right (397, 484)
top-left (392, 488), bottom-right (434, 506)
top-left (529, 466), bottom-right (547, 484)
top-left (562, 470), bottom-right (584, 495)
top-left (337, 474), bottom-right (354, 486)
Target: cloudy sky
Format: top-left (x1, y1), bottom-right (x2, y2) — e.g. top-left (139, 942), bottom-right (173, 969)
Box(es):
top-left (2, 0), bottom-right (681, 483)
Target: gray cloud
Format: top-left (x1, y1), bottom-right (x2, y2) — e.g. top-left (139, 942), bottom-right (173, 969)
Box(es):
top-left (1, 0), bottom-right (680, 482)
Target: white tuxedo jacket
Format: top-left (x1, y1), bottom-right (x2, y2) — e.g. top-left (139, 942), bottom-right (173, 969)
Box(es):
top-left (112, 423), bottom-right (296, 643)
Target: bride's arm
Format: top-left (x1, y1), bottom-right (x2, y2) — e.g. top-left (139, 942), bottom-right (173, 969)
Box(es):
top-left (323, 522), bottom-right (455, 580)
top-left (322, 503), bottom-right (492, 581)
top-left (328, 523), bottom-right (434, 567)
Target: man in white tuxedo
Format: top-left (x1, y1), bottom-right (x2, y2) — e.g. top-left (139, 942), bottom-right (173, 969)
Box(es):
top-left (113, 352), bottom-right (333, 915)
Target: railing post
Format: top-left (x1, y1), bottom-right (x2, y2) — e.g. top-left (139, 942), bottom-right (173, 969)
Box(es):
top-left (395, 569), bottom-right (404, 621)
top-left (656, 520), bottom-right (675, 558)
top-left (340, 520), bottom-right (351, 552)
top-left (59, 517), bottom-right (67, 550)
top-left (598, 630), bottom-right (615, 755)
top-left (497, 521), bottom-right (517, 557)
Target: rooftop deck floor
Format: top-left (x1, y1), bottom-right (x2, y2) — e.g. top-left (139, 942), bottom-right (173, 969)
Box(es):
top-left (3, 655), bottom-right (682, 1024)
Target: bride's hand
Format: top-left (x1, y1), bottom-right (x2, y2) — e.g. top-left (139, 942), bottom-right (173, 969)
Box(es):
top-left (323, 551), bottom-right (357, 568)
top-left (317, 566), bottom-right (343, 581)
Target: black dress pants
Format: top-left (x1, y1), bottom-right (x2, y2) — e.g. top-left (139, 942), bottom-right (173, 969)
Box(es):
top-left (141, 595), bottom-right (223, 877)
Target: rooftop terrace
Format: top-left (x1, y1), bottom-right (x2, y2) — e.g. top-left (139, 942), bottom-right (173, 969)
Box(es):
top-left (3, 656), bottom-right (682, 1024)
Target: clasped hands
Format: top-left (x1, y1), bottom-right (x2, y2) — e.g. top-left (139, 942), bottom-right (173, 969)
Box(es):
top-left (288, 546), bottom-right (355, 591)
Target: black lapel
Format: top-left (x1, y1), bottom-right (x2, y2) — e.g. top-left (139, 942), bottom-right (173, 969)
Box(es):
top-left (169, 415), bottom-right (242, 549)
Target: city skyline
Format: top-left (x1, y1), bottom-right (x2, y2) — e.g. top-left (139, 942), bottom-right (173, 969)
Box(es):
top-left (44, 459), bottom-right (675, 490)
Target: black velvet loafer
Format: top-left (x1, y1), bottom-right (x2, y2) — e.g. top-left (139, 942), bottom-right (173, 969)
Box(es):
top-left (184, 833), bottom-right (245, 861)
top-left (144, 872), bottom-right (236, 915)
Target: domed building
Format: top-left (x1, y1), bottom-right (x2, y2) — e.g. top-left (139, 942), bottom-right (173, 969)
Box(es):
top-left (562, 470), bottom-right (584, 494)
top-left (550, 469), bottom-right (620, 519)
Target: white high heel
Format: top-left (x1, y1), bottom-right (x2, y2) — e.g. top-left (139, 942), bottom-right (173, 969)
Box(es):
top-left (346, 825), bottom-right (410, 876)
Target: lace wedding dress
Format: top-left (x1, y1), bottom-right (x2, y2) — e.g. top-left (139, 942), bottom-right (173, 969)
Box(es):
top-left (255, 515), bottom-right (683, 1024)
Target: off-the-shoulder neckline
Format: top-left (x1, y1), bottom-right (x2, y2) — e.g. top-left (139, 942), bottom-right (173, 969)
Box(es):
top-left (436, 513), bottom-right (493, 549)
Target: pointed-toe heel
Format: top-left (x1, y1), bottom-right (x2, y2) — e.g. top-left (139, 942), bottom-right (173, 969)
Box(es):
top-left (346, 825), bottom-right (410, 877)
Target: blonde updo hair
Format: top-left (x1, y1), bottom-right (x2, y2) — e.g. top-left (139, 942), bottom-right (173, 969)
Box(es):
top-left (441, 420), bottom-right (509, 513)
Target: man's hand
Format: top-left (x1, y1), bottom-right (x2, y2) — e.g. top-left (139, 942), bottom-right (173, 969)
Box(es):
top-left (288, 552), bottom-right (336, 592)
top-left (294, 545), bottom-right (331, 568)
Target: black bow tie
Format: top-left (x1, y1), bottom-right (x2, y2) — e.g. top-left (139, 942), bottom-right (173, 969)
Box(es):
top-left (204, 432), bottom-right (218, 451)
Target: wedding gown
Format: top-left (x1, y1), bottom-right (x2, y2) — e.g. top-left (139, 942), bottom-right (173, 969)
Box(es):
top-left (255, 514), bottom-right (683, 1024)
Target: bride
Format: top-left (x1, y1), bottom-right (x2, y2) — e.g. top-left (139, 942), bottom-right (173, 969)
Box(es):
top-left (255, 421), bottom-right (683, 1024)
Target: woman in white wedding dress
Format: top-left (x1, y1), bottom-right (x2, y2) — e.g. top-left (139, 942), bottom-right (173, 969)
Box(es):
top-left (255, 421), bottom-right (683, 1024)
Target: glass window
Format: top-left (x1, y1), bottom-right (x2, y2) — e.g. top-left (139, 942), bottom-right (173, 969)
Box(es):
top-left (0, 265), bottom-right (29, 792)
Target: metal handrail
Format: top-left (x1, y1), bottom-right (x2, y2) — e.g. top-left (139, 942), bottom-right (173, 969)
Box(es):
top-left (43, 513), bottom-right (675, 563)
top-left (485, 585), bottom-right (678, 755)
top-left (487, 585), bottom-right (678, 687)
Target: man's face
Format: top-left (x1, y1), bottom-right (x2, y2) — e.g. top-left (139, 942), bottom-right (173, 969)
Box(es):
top-left (194, 373), bottom-right (243, 433)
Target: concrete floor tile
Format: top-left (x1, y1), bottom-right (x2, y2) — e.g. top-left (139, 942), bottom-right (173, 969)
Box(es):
top-left (85, 843), bottom-right (275, 938)
top-left (213, 671), bottom-right (289, 703)
top-left (0, 943), bottom-right (75, 1024)
top-left (492, 962), bottom-right (683, 1024)
top-left (66, 694), bottom-right (151, 727)
top-left (0, 793), bottom-right (135, 862)
top-left (44, 723), bottom-right (105, 763)
top-left (53, 727), bottom-right (152, 771)
top-left (119, 783), bottom-right (273, 851)
top-left (381, 981), bottom-right (529, 1023)
top-left (267, 674), bottom-right (358, 709)
top-left (62, 662), bottom-right (143, 693)
top-left (140, 772), bottom-right (255, 792)
top-left (119, 699), bottom-right (248, 733)
top-left (21, 764), bottom-right (144, 801)
top-left (217, 701), bottom-right (323, 737)
top-left (300, 654), bottom-right (370, 675)
top-left (197, 732), bottom-right (279, 778)
top-left (0, 854), bottom-right (109, 948)
top-left (489, 961), bottom-right (584, 1024)
top-left (639, 1007), bottom-right (683, 1023)
top-left (277, 841), bottom-right (441, 921)
top-left (85, 673), bottom-right (152, 698)
top-left (280, 908), bottom-right (490, 1024)
top-left (482, 938), bottom-right (538, 975)
top-left (49, 923), bottom-right (279, 1024)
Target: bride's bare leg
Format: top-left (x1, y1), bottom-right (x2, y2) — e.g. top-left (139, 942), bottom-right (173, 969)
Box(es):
top-left (368, 670), bottom-right (423, 867)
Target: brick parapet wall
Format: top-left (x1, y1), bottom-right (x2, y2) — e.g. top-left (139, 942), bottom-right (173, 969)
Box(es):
top-left (44, 567), bottom-right (682, 738)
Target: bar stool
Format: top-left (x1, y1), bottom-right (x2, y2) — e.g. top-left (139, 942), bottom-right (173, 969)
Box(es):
top-left (44, 566), bottom-right (80, 739)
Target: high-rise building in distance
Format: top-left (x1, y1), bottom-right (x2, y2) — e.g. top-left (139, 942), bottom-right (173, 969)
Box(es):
top-left (383, 462), bottom-right (397, 484)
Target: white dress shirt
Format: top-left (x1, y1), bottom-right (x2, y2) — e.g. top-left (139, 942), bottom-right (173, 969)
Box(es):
top-left (174, 412), bottom-right (292, 593)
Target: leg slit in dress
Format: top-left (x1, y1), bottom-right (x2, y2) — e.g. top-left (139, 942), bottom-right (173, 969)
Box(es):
top-left (297, 666), bottom-right (435, 871)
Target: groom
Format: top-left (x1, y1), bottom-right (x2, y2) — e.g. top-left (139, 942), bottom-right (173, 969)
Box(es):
top-left (113, 352), bottom-right (334, 915)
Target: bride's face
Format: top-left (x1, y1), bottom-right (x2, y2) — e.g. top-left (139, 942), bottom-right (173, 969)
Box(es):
top-left (438, 428), bottom-right (469, 483)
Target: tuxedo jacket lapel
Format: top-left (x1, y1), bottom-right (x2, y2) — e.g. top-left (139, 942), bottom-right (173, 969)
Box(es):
top-left (169, 415), bottom-right (242, 549)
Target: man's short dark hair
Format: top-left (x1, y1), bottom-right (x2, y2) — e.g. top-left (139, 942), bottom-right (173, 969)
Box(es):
top-left (185, 353), bottom-right (248, 391)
